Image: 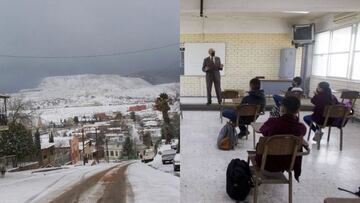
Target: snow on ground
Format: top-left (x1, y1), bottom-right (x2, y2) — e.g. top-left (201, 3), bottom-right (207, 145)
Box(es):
top-left (0, 163), bottom-right (118, 203)
top-left (36, 104), bottom-right (129, 123)
top-left (126, 162), bottom-right (179, 203)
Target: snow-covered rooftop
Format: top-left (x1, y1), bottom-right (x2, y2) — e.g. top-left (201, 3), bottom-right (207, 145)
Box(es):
top-left (40, 134), bottom-right (72, 149)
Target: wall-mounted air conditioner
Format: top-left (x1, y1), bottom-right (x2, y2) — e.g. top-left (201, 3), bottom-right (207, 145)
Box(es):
top-left (333, 12), bottom-right (360, 24)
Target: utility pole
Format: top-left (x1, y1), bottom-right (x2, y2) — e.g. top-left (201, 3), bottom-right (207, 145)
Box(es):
top-left (95, 128), bottom-right (99, 163)
top-left (82, 128), bottom-right (85, 165)
top-left (105, 138), bottom-right (109, 163)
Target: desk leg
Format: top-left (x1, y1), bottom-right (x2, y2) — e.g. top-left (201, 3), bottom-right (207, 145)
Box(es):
top-left (220, 105), bottom-right (223, 123)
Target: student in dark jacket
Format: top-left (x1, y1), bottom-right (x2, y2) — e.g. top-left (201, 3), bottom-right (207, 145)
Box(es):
top-left (222, 78), bottom-right (266, 137)
top-left (303, 82), bottom-right (339, 142)
top-left (273, 76), bottom-right (303, 107)
top-left (256, 96), bottom-right (306, 181)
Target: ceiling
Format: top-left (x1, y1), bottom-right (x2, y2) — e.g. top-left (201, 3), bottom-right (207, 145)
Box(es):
top-left (181, 0), bottom-right (360, 13)
top-left (181, 12), bottom-right (333, 24)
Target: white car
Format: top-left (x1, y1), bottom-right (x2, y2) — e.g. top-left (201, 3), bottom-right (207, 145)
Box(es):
top-left (161, 149), bottom-right (176, 164)
top-left (173, 153), bottom-right (180, 171)
top-left (141, 149), bottom-right (155, 163)
top-left (171, 139), bottom-right (179, 150)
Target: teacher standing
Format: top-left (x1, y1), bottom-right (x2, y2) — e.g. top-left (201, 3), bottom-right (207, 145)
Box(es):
top-left (202, 48), bottom-right (223, 105)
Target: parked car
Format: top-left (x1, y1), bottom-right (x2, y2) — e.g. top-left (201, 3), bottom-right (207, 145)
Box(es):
top-left (161, 149), bottom-right (176, 164)
top-left (173, 153), bottom-right (180, 171)
top-left (171, 139), bottom-right (179, 150)
top-left (141, 149), bottom-right (155, 163)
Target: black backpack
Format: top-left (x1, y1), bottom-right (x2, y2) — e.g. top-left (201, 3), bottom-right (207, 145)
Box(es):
top-left (226, 158), bottom-right (253, 201)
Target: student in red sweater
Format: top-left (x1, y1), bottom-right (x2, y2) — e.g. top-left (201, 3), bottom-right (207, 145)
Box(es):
top-left (303, 82), bottom-right (339, 142)
top-left (256, 96), bottom-right (306, 181)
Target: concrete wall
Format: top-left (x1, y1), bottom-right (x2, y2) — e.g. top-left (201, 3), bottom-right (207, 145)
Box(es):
top-left (180, 33), bottom-right (302, 96)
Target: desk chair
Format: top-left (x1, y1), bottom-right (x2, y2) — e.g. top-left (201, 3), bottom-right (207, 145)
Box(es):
top-left (220, 90), bottom-right (240, 123)
top-left (340, 91), bottom-right (359, 123)
top-left (307, 105), bottom-right (351, 150)
top-left (247, 135), bottom-right (310, 203)
top-left (236, 104), bottom-right (261, 140)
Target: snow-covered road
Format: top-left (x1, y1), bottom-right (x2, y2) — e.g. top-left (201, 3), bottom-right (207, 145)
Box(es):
top-left (0, 160), bottom-right (180, 203)
top-left (147, 144), bottom-right (180, 177)
top-left (0, 163), bottom-right (119, 203)
top-left (126, 162), bottom-right (180, 203)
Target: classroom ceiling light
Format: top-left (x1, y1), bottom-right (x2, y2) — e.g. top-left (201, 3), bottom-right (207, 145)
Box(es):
top-left (282, 11), bottom-right (310, 14)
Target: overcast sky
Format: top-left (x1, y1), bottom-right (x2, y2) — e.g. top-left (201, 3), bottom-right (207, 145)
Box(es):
top-left (0, 0), bottom-right (179, 93)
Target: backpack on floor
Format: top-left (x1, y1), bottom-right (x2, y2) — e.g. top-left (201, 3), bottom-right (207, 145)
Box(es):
top-left (217, 122), bottom-right (237, 150)
top-left (226, 158), bottom-right (253, 201)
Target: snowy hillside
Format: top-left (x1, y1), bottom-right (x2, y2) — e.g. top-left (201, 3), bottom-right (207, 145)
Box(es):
top-left (12, 74), bottom-right (179, 108)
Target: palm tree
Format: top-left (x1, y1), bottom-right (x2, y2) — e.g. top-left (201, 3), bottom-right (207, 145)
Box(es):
top-left (155, 93), bottom-right (171, 124)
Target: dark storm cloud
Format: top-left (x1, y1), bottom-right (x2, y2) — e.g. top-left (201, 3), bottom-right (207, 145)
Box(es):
top-left (0, 0), bottom-right (179, 93)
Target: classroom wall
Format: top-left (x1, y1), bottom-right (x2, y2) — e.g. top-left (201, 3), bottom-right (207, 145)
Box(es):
top-left (180, 33), bottom-right (302, 96)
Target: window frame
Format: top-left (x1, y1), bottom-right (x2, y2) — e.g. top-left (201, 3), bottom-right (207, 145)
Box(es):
top-left (351, 24), bottom-right (360, 81)
top-left (311, 23), bottom-right (360, 82)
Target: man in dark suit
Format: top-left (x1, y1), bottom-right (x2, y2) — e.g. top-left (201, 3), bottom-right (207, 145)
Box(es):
top-left (202, 48), bottom-right (223, 105)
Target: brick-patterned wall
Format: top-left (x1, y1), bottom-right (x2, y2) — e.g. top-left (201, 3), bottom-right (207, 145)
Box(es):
top-left (310, 77), bottom-right (360, 118)
top-left (180, 33), bottom-right (302, 96)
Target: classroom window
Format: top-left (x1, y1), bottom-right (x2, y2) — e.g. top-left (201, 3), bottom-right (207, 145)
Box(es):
top-left (312, 31), bottom-right (330, 76)
top-left (328, 53), bottom-right (349, 77)
top-left (330, 27), bottom-right (352, 52)
top-left (312, 55), bottom-right (328, 76)
top-left (312, 26), bottom-right (355, 79)
top-left (352, 52), bottom-right (360, 80)
top-left (352, 25), bottom-right (360, 80)
top-left (314, 31), bottom-right (330, 54)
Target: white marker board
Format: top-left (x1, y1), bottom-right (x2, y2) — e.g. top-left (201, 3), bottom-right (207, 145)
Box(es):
top-left (184, 43), bottom-right (225, 76)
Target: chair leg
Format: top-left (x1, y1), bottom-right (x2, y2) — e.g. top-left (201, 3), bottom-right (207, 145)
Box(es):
top-left (246, 125), bottom-right (249, 140)
top-left (307, 124), bottom-right (311, 141)
top-left (234, 127), bottom-right (238, 144)
top-left (253, 128), bottom-right (256, 149)
top-left (289, 172), bottom-right (293, 203)
top-left (317, 136), bottom-right (321, 150)
top-left (340, 128), bottom-right (343, 151)
top-left (327, 127), bottom-right (331, 142)
top-left (220, 106), bottom-right (223, 123)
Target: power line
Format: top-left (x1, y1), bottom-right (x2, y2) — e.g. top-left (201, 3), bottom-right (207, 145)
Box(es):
top-left (0, 43), bottom-right (179, 59)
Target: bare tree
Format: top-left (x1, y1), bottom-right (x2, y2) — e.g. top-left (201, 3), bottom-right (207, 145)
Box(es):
top-left (7, 98), bottom-right (41, 129)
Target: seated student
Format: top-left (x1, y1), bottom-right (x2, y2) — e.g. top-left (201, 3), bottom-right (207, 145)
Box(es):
top-left (273, 77), bottom-right (303, 107)
top-left (256, 96), bottom-right (306, 181)
top-left (303, 81), bottom-right (339, 142)
top-left (222, 78), bottom-right (266, 138)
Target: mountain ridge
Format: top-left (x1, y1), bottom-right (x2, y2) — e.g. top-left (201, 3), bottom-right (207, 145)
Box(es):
top-left (12, 74), bottom-right (179, 108)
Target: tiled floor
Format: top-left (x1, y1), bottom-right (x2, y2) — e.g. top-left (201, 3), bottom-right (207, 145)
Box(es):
top-left (180, 111), bottom-right (360, 203)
